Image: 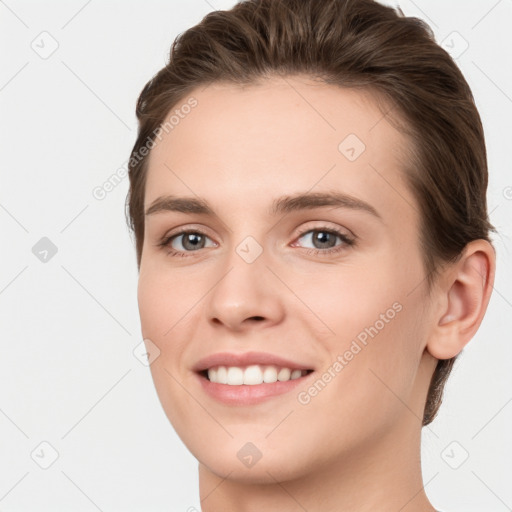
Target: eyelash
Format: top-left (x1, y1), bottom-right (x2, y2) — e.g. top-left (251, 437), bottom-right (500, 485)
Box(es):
top-left (157, 226), bottom-right (356, 258)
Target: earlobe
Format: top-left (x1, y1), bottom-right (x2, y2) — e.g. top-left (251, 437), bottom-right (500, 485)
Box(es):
top-left (426, 240), bottom-right (496, 360)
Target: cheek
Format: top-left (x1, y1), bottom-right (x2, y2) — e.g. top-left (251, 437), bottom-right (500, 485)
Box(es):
top-left (290, 302), bottom-right (426, 459)
top-left (137, 265), bottom-right (200, 338)
top-left (286, 261), bottom-right (406, 346)
top-left (137, 270), bottom-right (198, 434)
top-left (293, 259), bottom-right (427, 414)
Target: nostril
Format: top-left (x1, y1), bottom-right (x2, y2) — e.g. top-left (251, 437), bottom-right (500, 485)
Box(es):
top-left (250, 316), bottom-right (265, 321)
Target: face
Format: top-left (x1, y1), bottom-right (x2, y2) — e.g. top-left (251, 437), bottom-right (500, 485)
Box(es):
top-left (137, 76), bottom-right (438, 482)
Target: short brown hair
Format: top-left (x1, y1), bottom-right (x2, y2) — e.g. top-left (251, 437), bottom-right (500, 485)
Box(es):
top-left (125, 0), bottom-right (495, 425)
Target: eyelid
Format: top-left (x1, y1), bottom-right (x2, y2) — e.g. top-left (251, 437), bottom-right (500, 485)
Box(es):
top-left (157, 228), bottom-right (217, 253)
top-left (292, 220), bottom-right (355, 241)
top-left (290, 225), bottom-right (355, 252)
top-left (161, 223), bottom-right (219, 242)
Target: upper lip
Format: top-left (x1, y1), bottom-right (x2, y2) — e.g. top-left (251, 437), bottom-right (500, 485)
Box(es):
top-left (193, 351), bottom-right (314, 372)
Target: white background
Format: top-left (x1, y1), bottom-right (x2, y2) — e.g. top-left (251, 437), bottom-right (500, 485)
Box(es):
top-left (0, 0), bottom-right (511, 510)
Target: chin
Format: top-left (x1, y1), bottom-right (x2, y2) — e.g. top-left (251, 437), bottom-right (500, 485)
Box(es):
top-left (196, 448), bottom-right (312, 484)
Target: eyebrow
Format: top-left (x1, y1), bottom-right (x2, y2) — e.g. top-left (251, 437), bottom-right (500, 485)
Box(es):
top-left (145, 191), bottom-right (382, 220)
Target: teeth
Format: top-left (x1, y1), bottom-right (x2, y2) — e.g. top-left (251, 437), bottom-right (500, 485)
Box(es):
top-left (206, 365), bottom-right (308, 385)
top-left (208, 367), bottom-right (217, 383)
top-left (290, 369), bottom-right (302, 380)
top-left (227, 367), bottom-right (244, 385)
top-left (263, 366), bottom-right (277, 383)
top-left (277, 368), bottom-right (291, 381)
top-left (217, 366), bottom-right (227, 384)
top-left (244, 365), bottom-right (263, 385)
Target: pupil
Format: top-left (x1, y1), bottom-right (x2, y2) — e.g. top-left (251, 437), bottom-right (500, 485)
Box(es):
top-left (184, 233), bottom-right (203, 250)
top-left (314, 231), bottom-right (335, 248)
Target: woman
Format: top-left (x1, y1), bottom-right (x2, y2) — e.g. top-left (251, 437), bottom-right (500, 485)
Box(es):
top-left (125, 0), bottom-right (496, 510)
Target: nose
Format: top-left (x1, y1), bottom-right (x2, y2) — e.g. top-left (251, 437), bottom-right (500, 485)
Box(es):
top-left (206, 247), bottom-right (285, 332)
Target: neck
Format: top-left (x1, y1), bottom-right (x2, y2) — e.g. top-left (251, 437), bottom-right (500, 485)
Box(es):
top-left (198, 414), bottom-right (436, 512)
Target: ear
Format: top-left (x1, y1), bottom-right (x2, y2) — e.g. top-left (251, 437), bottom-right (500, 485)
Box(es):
top-left (426, 239), bottom-right (496, 360)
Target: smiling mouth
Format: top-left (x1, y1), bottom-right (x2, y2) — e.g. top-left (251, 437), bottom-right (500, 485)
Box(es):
top-left (199, 364), bottom-right (314, 385)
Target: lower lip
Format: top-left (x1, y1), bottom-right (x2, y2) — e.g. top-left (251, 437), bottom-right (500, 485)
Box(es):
top-left (196, 372), bottom-right (314, 405)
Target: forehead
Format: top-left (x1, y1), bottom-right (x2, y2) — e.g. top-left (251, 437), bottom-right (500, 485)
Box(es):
top-left (145, 76), bottom-right (415, 223)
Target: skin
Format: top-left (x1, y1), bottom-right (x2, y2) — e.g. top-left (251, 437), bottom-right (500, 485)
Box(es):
top-left (137, 75), bottom-right (495, 512)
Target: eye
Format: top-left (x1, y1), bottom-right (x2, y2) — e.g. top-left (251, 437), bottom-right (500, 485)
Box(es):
top-left (158, 230), bottom-right (216, 256)
top-left (157, 226), bottom-right (355, 258)
top-left (293, 227), bottom-right (355, 256)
